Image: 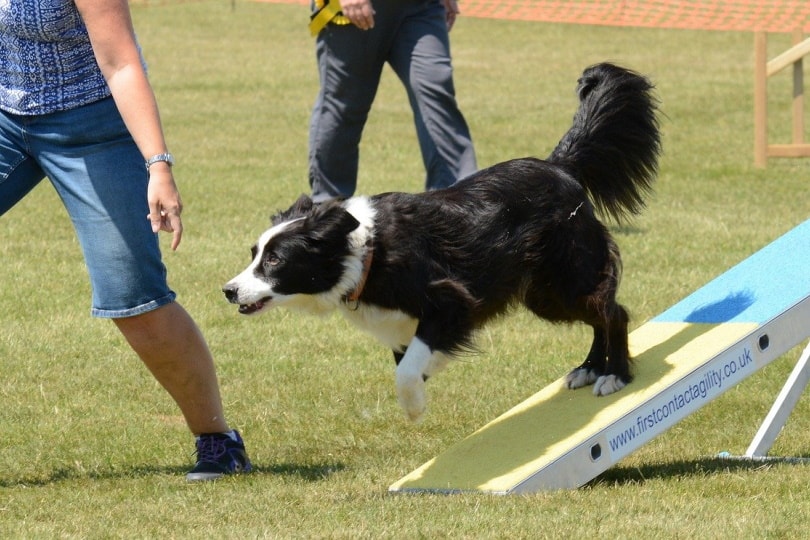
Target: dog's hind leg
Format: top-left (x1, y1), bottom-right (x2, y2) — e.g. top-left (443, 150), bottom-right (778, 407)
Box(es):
top-left (522, 288), bottom-right (617, 392)
top-left (537, 293), bottom-right (631, 395)
top-left (562, 239), bottom-right (632, 396)
top-left (592, 303), bottom-right (632, 396)
top-left (565, 326), bottom-right (607, 389)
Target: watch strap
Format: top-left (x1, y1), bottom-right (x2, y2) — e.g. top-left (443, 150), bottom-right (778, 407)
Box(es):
top-left (146, 153), bottom-right (175, 169)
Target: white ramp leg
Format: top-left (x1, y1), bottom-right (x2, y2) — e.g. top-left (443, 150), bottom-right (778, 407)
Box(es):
top-left (745, 340), bottom-right (810, 458)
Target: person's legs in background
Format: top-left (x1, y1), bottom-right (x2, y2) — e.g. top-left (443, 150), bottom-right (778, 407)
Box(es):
top-left (309, 25), bottom-right (386, 202)
top-left (389, 0), bottom-right (477, 190)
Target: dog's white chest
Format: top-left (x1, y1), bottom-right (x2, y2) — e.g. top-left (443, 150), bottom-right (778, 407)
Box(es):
top-left (340, 304), bottom-right (418, 352)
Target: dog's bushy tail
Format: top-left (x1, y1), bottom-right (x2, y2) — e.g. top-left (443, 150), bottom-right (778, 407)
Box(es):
top-left (548, 63), bottom-right (661, 222)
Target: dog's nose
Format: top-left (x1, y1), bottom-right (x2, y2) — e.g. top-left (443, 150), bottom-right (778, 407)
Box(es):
top-left (222, 283), bottom-right (239, 303)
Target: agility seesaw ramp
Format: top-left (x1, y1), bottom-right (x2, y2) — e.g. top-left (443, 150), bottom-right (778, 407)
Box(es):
top-left (389, 219), bottom-right (810, 494)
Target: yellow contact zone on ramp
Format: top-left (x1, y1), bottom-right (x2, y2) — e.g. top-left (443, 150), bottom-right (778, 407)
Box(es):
top-left (389, 320), bottom-right (757, 493)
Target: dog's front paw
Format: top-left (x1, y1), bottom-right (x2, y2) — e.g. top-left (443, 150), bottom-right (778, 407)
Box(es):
top-left (565, 367), bottom-right (598, 390)
top-left (593, 374), bottom-right (626, 396)
top-left (396, 371), bottom-right (427, 423)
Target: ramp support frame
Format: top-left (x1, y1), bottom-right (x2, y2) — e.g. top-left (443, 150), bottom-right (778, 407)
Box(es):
top-left (745, 340), bottom-right (810, 457)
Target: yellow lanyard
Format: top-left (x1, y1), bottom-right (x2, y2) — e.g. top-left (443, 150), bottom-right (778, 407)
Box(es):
top-left (309, 0), bottom-right (351, 36)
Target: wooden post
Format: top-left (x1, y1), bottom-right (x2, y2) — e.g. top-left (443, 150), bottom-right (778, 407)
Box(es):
top-left (754, 32), bottom-right (768, 168)
top-left (792, 30), bottom-right (805, 147)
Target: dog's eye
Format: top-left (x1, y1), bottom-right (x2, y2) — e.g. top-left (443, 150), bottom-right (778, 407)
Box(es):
top-left (263, 255), bottom-right (280, 269)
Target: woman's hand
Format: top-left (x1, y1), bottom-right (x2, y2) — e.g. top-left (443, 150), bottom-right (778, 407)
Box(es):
top-left (340, 0), bottom-right (375, 30)
top-left (443, 0), bottom-right (460, 31)
top-left (146, 166), bottom-right (184, 250)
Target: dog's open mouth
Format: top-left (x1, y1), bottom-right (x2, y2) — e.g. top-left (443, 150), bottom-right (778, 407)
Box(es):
top-left (238, 297), bottom-right (272, 315)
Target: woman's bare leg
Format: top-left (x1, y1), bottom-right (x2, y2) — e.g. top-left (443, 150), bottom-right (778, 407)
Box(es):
top-left (113, 301), bottom-right (229, 435)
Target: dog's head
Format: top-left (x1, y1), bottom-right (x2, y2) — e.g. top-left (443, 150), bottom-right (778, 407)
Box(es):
top-left (223, 194), bottom-right (365, 315)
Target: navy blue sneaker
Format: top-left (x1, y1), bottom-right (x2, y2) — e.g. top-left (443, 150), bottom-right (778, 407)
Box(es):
top-left (186, 430), bottom-right (252, 481)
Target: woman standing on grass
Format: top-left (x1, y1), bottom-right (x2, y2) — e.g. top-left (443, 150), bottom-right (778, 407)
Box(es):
top-left (0, 0), bottom-right (251, 481)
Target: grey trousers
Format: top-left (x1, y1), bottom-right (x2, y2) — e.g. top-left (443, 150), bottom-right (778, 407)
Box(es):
top-left (308, 0), bottom-right (477, 201)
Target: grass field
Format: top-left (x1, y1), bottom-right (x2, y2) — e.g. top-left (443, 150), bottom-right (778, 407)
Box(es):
top-left (2, 1), bottom-right (810, 537)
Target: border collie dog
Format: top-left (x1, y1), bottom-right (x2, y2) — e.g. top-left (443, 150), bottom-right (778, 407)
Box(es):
top-left (224, 63), bottom-right (661, 422)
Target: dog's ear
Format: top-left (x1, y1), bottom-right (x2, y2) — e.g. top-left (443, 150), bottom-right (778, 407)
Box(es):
top-left (577, 63), bottom-right (614, 101)
top-left (576, 72), bottom-right (599, 101)
top-left (290, 194), bottom-right (315, 214)
top-left (272, 194), bottom-right (314, 224)
top-left (307, 203), bottom-right (361, 241)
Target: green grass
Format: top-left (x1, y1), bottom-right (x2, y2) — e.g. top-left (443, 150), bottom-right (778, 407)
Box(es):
top-left (2, 1), bottom-right (810, 537)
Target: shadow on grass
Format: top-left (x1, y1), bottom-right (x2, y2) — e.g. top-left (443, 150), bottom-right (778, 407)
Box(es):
top-left (0, 461), bottom-right (346, 488)
top-left (587, 454), bottom-right (810, 487)
top-left (262, 461), bottom-right (347, 481)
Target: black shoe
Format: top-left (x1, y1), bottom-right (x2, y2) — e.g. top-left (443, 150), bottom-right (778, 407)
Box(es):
top-left (186, 430), bottom-right (252, 481)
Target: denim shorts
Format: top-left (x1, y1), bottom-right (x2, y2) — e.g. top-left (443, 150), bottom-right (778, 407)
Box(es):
top-left (0, 97), bottom-right (175, 318)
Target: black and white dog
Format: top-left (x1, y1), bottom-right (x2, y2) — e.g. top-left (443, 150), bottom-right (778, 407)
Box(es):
top-left (224, 63), bottom-right (661, 422)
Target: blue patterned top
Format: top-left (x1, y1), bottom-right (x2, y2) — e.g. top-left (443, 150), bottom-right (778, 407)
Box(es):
top-left (0, 0), bottom-right (135, 115)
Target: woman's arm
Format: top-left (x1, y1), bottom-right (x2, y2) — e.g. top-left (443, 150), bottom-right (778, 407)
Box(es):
top-left (75, 0), bottom-right (183, 250)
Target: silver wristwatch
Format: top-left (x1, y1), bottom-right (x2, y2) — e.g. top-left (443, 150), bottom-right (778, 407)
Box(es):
top-left (145, 153), bottom-right (175, 170)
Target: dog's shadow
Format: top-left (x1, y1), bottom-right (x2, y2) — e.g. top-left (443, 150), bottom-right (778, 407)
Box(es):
top-left (589, 454), bottom-right (810, 487)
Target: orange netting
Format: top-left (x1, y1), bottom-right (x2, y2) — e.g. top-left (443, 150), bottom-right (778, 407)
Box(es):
top-left (256, 0), bottom-right (810, 33)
